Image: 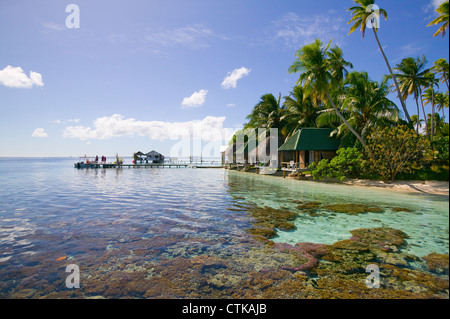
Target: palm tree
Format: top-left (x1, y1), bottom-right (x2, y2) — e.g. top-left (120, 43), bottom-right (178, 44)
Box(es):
top-left (432, 58), bottom-right (449, 91)
top-left (434, 91), bottom-right (449, 122)
top-left (424, 73), bottom-right (440, 139)
top-left (282, 86), bottom-right (319, 137)
top-left (289, 39), bottom-right (367, 147)
top-left (327, 45), bottom-right (354, 82)
top-left (347, 0), bottom-right (412, 124)
top-left (342, 72), bottom-right (399, 140)
top-left (245, 93), bottom-right (287, 138)
top-left (393, 56), bottom-right (430, 133)
top-left (410, 115), bottom-right (424, 133)
top-left (423, 87), bottom-right (437, 138)
top-left (427, 0), bottom-right (449, 37)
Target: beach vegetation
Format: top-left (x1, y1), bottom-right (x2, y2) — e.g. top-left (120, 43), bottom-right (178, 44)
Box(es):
top-left (427, 0), bottom-right (449, 37)
top-left (347, 0), bottom-right (412, 124)
top-left (308, 147), bottom-right (364, 181)
top-left (363, 125), bottom-right (430, 182)
top-left (233, 1), bottom-right (448, 183)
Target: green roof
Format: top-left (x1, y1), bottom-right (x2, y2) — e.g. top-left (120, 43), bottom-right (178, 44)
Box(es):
top-left (278, 128), bottom-right (340, 151)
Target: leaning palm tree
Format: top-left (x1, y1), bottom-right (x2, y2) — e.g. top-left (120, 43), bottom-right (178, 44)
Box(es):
top-left (427, 0), bottom-right (449, 37)
top-left (289, 39), bottom-right (367, 148)
top-left (347, 0), bottom-right (412, 124)
top-left (393, 56), bottom-right (431, 134)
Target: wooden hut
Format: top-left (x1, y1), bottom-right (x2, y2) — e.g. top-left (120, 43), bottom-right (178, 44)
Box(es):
top-left (145, 150), bottom-right (165, 163)
top-left (278, 128), bottom-right (340, 169)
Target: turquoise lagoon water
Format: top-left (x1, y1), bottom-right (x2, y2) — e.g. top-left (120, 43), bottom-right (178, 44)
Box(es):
top-left (0, 157), bottom-right (448, 297)
top-left (229, 172), bottom-right (449, 257)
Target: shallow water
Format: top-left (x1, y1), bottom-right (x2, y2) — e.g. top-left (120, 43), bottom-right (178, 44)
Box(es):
top-left (0, 158), bottom-right (448, 298)
top-left (227, 171), bottom-right (449, 257)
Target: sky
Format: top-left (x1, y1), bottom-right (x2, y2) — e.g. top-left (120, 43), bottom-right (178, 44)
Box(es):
top-left (0, 0), bottom-right (449, 158)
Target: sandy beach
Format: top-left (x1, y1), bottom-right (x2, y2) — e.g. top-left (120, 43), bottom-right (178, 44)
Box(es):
top-left (339, 179), bottom-right (449, 196)
top-left (229, 167), bottom-right (449, 196)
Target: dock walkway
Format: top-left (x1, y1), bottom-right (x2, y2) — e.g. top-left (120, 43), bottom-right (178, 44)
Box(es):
top-left (75, 163), bottom-right (189, 169)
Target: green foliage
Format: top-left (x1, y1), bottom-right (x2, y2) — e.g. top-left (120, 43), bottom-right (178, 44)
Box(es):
top-left (309, 147), bottom-right (364, 181)
top-left (397, 164), bottom-right (449, 182)
top-left (364, 125), bottom-right (430, 182)
top-left (430, 135), bottom-right (450, 162)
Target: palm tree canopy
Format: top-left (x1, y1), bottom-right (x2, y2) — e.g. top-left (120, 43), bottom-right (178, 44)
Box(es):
top-left (289, 39), bottom-right (334, 100)
top-left (432, 58), bottom-right (449, 88)
top-left (327, 46), bottom-right (354, 82)
top-left (245, 93), bottom-right (287, 136)
top-left (289, 38), bottom-right (368, 148)
top-left (427, 0), bottom-right (449, 37)
top-left (347, 0), bottom-right (388, 37)
top-left (342, 71), bottom-right (399, 139)
top-left (282, 86), bottom-right (320, 137)
top-left (393, 55), bottom-right (430, 101)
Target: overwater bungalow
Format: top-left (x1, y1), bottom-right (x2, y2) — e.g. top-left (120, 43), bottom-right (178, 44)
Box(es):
top-left (145, 150), bottom-right (165, 163)
top-left (133, 150), bottom-right (165, 164)
top-left (278, 128), bottom-right (340, 169)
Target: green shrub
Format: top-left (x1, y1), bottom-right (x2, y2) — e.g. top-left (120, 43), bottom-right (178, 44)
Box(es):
top-left (364, 125), bottom-right (430, 182)
top-left (309, 147), bottom-right (364, 181)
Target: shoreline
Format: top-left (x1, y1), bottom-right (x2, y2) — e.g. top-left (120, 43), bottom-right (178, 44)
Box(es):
top-left (227, 167), bottom-right (449, 196)
top-left (339, 179), bottom-right (449, 196)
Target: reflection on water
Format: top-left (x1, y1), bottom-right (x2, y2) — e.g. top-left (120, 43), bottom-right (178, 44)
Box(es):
top-left (0, 158), bottom-right (448, 299)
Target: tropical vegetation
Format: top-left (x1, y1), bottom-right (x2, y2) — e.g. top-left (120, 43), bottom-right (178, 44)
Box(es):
top-left (427, 0), bottom-right (449, 37)
top-left (231, 0), bottom-right (449, 182)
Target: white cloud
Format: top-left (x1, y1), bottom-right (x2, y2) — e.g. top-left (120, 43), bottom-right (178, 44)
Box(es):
top-left (42, 22), bottom-right (66, 31)
top-left (108, 24), bottom-right (223, 56)
top-left (0, 66), bottom-right (44, 88)
top-left (432, 0), bottom-right (446, 9)
top-left (181, 89), bottom-right (208, 108)
top-left (52, 118), bottom-right (81, 124)
top-left (269, 12), bottom-right (346, 48)
top-left (226, 103), bottom-right (236, 108)
top-left (32, 128), bottom-right (48, 138)
top-left (62, 114), bottom-right (234, 142)
top-left (423, 0), bottom-right (446, 17)
top-left (221, 67), bottom-right (251, 89)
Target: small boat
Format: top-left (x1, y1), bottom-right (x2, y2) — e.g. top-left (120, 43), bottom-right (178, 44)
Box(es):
top-left (74, 156), bottom-right (101, 169)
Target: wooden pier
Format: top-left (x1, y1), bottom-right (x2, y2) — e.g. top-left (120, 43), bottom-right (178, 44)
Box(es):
top-left (75, 162), bottom-right (189, 169)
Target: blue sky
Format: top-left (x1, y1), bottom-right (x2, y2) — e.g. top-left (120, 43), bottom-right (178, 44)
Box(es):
top-left (0, 0), bottom-right (448, 157)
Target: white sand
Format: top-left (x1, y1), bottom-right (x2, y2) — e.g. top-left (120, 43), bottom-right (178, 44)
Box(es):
top-left (339, 179), bottom-right (449, 196)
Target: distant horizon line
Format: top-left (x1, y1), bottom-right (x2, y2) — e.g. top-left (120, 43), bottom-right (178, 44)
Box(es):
top-left (0, 155), bottom-right (222, 159)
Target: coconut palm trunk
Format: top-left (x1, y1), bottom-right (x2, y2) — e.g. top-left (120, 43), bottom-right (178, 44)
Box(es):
top-left (419, 90), bottom-right (430, 137)
top-left (372, 28), bottom-right (412, 124)
top-left (325, 90), bottom-right (367, 148)
top-left (414, 97), bottom-right (421, 133)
